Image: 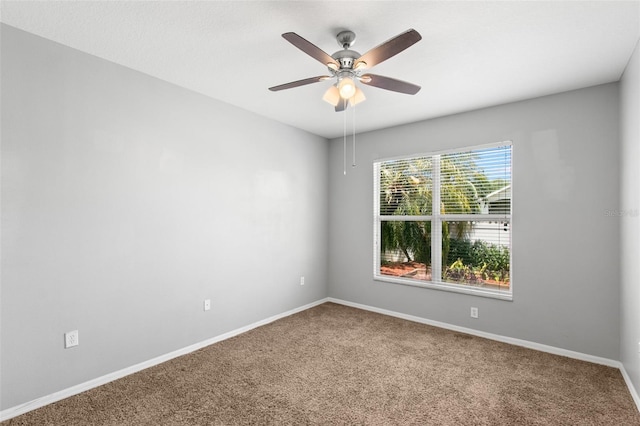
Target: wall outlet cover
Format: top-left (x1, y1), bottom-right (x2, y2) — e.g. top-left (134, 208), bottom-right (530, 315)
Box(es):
top-left (65, 330), bottom-right (79, 348)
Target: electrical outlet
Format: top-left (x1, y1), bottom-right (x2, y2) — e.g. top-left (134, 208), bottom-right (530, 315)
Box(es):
top-left (65, 330), bottom-right (79, 348)
top-left (470, 307), bottom-right (479, 319)
top-left (204, 299), bottom-right (211, 311)
top-left (300, 276), bottom-right (305, 286)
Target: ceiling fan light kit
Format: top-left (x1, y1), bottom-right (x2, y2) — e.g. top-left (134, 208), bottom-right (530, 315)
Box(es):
top-left (337, 74), bottom-right (357, 98)
top-left (269, 28), bottom-right (422, 112)
top-left (322, 85), bottom-right (341, 106)
top-left (350, 87), bottom-right (366, 107)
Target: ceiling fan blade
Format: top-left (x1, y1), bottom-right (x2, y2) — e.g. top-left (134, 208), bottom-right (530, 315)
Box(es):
top-left (269, 76), bottom-right (331, 92)
top-left (335, 98), bottom-right (349, 112)
top-left (359, 74), bottom-right (421, 95)
top-left (354, 29), bottom-right (421, 69)
top-left (282, 32), bottom-right (340, 68)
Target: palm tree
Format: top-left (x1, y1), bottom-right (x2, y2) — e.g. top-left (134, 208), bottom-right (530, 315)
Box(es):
top-left (380, 158), bottom-right (432, 264)
top-left (379, 154), bottom-right (484, 269)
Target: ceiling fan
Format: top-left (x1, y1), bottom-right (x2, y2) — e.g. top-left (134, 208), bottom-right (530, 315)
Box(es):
top-left (269, 29), bottom-right (422, 112)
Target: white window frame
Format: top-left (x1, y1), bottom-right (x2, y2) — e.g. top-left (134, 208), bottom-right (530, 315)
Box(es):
top-left (373, 141), bottom-right (513, 301)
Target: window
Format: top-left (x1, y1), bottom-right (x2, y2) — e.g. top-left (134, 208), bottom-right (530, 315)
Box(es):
top-left (374, 142), bottom-right (512, 300)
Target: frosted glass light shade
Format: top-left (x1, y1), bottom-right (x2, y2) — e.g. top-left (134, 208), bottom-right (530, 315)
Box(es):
top-left (349, 87), bottom-right (366, 106)
top-left (338, 77), bottom-right (356, 99)
top-left (322, 86), bottom-right (340, 106)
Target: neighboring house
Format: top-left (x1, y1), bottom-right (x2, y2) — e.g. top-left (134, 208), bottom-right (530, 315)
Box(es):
top-left (464, 185), bottom-right (511, 247)
top-left (479, 185), bottom-right (511, 215)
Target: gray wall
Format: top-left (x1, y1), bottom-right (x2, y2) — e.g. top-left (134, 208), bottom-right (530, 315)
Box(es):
top-left (0, 25), bottom-right (328, 409)
top-left (620, 39), bottom-right (640, 399)
top-left (328, 83), bottom-right (621, 360)
top-left (1, 22), bottom-right (634, 413)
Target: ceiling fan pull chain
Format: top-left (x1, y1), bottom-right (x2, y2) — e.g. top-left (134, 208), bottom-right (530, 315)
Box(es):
top-left (343, 100), bottom-right (347, 175)
top-left (352, 103), bottom-right (357, 168)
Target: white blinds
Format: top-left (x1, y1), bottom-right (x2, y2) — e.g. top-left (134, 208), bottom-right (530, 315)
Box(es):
top-left (378, 157), bottom-right (432, 216)
top-left (374, 142), bottom-right (513, 295)
top-left (377, 144), bottom-right (511, 217)
top-left (440, 144), bottom-right (511, 216)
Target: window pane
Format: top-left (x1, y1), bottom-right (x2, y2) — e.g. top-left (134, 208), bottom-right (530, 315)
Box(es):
top-left (440, 146), bottom-right (511, 215)
top-left (380, 220), bottom-right (432, 281)
top-left (442, 220), bottom-right (510, 290)
top-left (379, 157), bottom-right (432, 215)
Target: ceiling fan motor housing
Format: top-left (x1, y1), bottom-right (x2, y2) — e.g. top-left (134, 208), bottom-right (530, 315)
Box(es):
top-left (333, 30), bottom-right (360, 70)
top-left (332, 49), bottom-right (361, 70)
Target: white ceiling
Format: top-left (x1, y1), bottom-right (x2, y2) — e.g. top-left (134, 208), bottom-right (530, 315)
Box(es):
top-left (1, 1), bottom-right (639, 139)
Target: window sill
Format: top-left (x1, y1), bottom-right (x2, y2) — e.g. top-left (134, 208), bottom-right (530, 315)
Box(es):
top-left (374, 275), bottom-right (513, 301)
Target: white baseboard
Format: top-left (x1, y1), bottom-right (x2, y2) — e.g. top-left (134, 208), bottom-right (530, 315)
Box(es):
top-left (327, 297), bottom-right (640, 412)
top-left (0, 297), bottom-right (330, 422)
top-left (3, 296), bottom-right (638, 420)
top-left (620, 363), bottom-right (640, 413)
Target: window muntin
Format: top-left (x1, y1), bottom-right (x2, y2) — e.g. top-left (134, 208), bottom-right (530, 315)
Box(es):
top-left (374, 142), bottom-right (512, 299)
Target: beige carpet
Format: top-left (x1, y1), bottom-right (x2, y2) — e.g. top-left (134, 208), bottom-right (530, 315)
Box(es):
top-left (4, 302), bottom-right (640, 425)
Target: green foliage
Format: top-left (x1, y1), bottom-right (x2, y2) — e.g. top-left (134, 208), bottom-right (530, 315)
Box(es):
top-left (471, 240), bottom-right (510, 272)
top-left (447, 238), bottom-right (509, 272)
top-left (440, 153), bottom-right (478, 215)
top-left (380, 157), bottom-right (433, 265)
top-left (380, 158), bottom-right (432, 216)
top-left (447, 238), bottom-right (474, 265)
top-left (381, 221), bottom-right (431, 264)
top-left (443, 258), bottom-right (480, 284)
top-left (444, 238), bottom-right (510, 284)
top-left (441, 221), bottom-right (450, 271)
